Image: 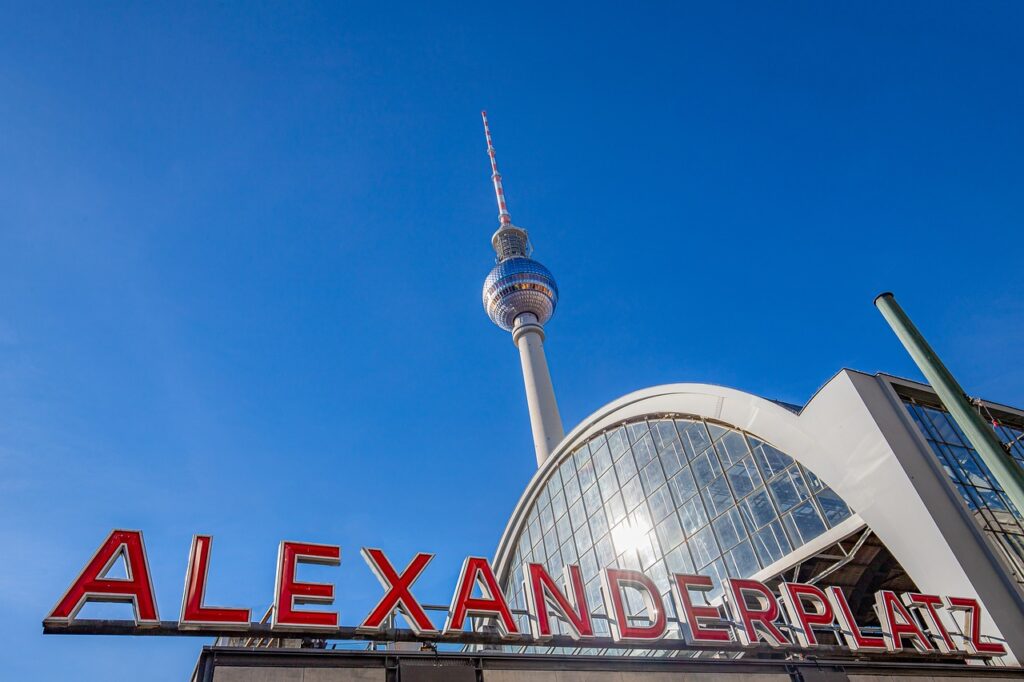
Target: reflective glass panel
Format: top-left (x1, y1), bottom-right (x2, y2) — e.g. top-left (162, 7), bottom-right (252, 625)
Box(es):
top-left (502, 415), bottom-right (858, 641)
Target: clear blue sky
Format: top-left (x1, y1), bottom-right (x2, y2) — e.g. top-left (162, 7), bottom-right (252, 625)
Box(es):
top-left (2, 1), bottom-right (1022, 678)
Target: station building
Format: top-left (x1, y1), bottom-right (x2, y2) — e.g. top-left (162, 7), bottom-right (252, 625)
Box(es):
top-left (192, 373), bottom-right (1024, 682)
top-left (491, 372), bottom-right (1024, 658)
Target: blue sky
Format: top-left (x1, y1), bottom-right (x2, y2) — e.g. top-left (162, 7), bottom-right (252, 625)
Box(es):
top-left (2, 1), bottom-right (1023, 678)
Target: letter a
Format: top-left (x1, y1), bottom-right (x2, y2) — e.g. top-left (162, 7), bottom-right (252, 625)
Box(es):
top-left (46, 529), bottom-right (160, 625)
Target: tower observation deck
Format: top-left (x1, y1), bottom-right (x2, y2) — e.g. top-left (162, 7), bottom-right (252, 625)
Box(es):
top-left (480, 112), bottom-right (564, 466)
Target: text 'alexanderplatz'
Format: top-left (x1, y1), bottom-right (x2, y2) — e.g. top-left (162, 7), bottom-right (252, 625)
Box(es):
top-left (43, 529), bottom-right (1005, 657)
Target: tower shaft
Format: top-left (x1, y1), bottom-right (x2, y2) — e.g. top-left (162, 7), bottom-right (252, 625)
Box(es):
top-left (513, 314), bottom-right (565, 466)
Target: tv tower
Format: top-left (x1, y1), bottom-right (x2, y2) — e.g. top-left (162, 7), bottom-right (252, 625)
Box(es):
top-left (480, 112), bottom-right (565, 467)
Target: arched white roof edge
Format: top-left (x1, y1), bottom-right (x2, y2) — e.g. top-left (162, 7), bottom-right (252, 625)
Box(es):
top-left (492, 379), bottom-right (847, 577)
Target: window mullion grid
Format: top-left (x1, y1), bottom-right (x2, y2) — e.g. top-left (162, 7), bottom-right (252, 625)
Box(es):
top-left (794, 463), bottom-right (832, 530)
top-left (906, 400), bottom-right (1024, 587)
top-left (912, 403), bottom-right (978, 493)
top-left (743, 433), bottom-right (791, 542)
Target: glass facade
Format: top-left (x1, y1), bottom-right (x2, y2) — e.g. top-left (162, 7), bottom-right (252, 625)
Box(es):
top-left (501, 416), bottom-right (853, 639)
top-left (903, 398), bottom-right (1024, 587)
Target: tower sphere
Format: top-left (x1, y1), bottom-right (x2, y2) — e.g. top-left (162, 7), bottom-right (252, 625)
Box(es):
top-left (482, 256), bottom-right (559, 331)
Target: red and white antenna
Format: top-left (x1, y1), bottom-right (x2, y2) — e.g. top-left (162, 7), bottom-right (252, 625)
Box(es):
top-left (482, 110), bottom-right (512, 228)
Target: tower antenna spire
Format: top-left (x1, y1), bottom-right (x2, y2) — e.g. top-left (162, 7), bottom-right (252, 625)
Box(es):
top-left (481, 110), bottom-right (512, 228)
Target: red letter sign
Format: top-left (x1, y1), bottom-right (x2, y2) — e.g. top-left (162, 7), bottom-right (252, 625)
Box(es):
top-left (46, 529), bottom-right (159, 626)
top-left (944, 596), bottom-right (1007, 657)
top-left (358, 548), bottom-right (437, 635)
top-left (723, 578), bottom-right (789, 647)
top-left (444, 556), bottom-right (518, 637)
top-left (601, 568), bottom-right (667, 643)
top-left (902, 593), bottom-right (955, 654)
top-left (672, 574), bottom-right (732, 644)
top-left (826, 586), bottom-right (886, 651)
top-left (179, 535), bottom-right (250, 628)
top-left (523, 563), bottom-right (593, 640)
top-left (779, 582), bottom-right (835, 648)
top-left (272, 541), bottom-right (340, 630)
top-left (875, 590), bottom-right (934, 653)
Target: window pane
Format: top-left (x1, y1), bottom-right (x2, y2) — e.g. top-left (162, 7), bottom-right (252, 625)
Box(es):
top-left (595, 535), bottom-right (615, 567)
top-left (801, 466), bottom-right (824, 493)
top-left (633, 434), bottom-right (658, 469)
top-left (540, 505), bottom-right (554, 531)
top-left (669, 466), bottom-right (698, 505)
top-left (593, 440), bottom-right (613, 474)
top-left (606, 428), bottom-right (629, 460)
top-left (544, 530), bottom-right (559, 561)
top-left (615, 449), bottom-right (638, 482)
top-left (551, 487), bottom-right (567, 519)
top-left (626, 421), bottom-right (650, 444)
top-left (564, 473), bottom-right (581, 504)
top-left (577, 455), bottom-right (597, 490)
top-left (583, 481), bottom-right (602, 512)
top-left (752, 440), bottom-right (793, 478)
top-left (605, 492), bottom-right (627, 525)
top-left (538, 484), bottom-right (551, 511)
top-left (727, 457), bottom-right (762, 498)
top-left (648, 485), bottom-right (674, 522)
top-left (816, 487), bottom-right (852, 527)
top-left (701, 475), bottom-right (734, 519)
top-left (784, 500), bottom-right (827, 545)
top-left (560, 539), bottom-right (578, 565)
top-left (665, 544), bottom-right (695, 575)
top-left (725, 540), bottom-right (760, 577)
top-left (598, 467), bottom-right (619, 501)
top-left (712, 508), bottom-right (746, 551)
top-left (529, 519), bottom-right (542, 549)
top-left (569, 499), bottom-right (587, 530)
top-left (651, 421), bottom-right (679, 450)
top-left (716, 431), bottom-right (750, 467)
top-left (586, 498), bottom-right (608, 537)
top-left (622, 475), bottom-right (645, 511)
top-left (631, 504), bottom-right (652, 533)
top-left (679, 496), bottom-right (709, 535)
top-left (658, 439), bottom-right (686, 477)
top-left (769, 467), bottom-right (810, 512)
top-left (679, 421), bottom-right (712, 460)
top-left (637, 532), bottom-right (658, 569)
top-left (740, 488), bottom-right (777, 529)
top-left (580, 549), bottom-right (599, 581)
top-left (752, 520), bottom-right (792, 566)
top-left (703, 559), bottom-right (728, 602)
top-left (706, 423), bottom-right (729, 442)
top-left (574, 518), bottom-right (593, 551)
top-left (656, 513), bottom-right (685, 551)
top-left (692, 451), bottom-right (722, 487)
top-left (689, 525), bottom-right (721, 567)
top-left (556, 513), bottom-right (572, 545)
top-left (925, 408), bottom-right (960, 444)
top-left (641, 460), bottom-right (667, 494)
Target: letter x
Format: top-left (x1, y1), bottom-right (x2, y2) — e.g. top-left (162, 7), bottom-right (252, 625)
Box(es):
top-left (358, 548), bottom-right (437, 635)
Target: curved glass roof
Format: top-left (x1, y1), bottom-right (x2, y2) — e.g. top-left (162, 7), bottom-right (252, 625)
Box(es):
top-left (501, 416), bottom-right (853, 638)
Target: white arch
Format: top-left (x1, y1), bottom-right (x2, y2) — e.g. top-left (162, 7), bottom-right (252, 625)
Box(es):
top-left (495, 376), bottom-right (870, 574)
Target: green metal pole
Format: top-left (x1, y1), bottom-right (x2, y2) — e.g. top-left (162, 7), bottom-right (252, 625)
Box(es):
top-left (874, 292), bottom-right (1024, 516)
